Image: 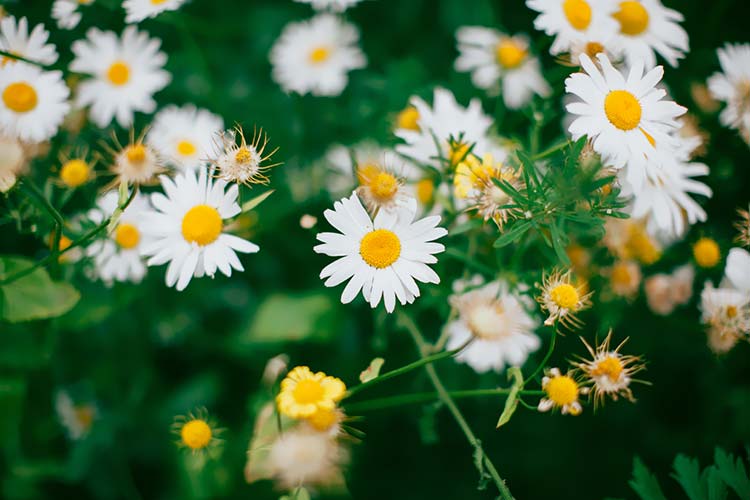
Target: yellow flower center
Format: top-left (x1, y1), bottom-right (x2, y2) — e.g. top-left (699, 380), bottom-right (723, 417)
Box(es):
top-left (415, 178), bottom-right (435, 205)
top-left (181, 205), bottom-right (223, 246)
top-left (151, 0), bottom-right (168, 4)
top-left (584, 41), bottom-right (605, 58)
top-left (495, 40), bottom-right (526, 69)
top-left (545, 375), bottom-right (579, 406)
top-left (369, 172), bottom-right (399, 200)
top-left (563, 0), bottom-right (593, 31)
top-left (550, 283), bottom-right (579, 310)
top-left (177, 140), bottom-right (197, 157)
top-left (360, 229), bottom-right (401, 268)
top-left (180, 419), bottom-right (212, 450)
top-left (306, 407), bottom-right (340, 431)
top-left (449, 142), bottom-right (470, 166)
top-left (309, 46), bottom-right (331, 64)
top-left (74, 405), bottom-right (95, 431)
top-left (114, 223), bottom-right (140, 249)
top-left (614, 1), bottom-right (650, 36)
top-left (60, 159), bottom-right (91, 188)
top-left (726, 305), bottom-right (738, 319)
top-left (693, 237), bottom-right (720, 268)
top-left (610, 261), bottom-right (633, 287)
top-left (2, 82), bottom-right (38, 113)
top-left (293, 379), bottom-right (325, 404)
top-left (235, 147), bottom-right (253, 163)
top-left (467, 303), bottom-right (507, 340)
top-left (106, 61), bottom-right (130, 86)
top-left (626, 224), bottom-right (660, 264)
top-left (604, 90), bottom-right (642, 131)
top-left (397, 106), bottom-right (420, 131)
top-left (591, 355), bottom-right (624, 381)
top-left (126, 144), bottom-right (147, 164)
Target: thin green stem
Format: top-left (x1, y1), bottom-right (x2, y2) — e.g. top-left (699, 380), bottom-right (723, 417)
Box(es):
top-left (344, 388), bottom-right (545, 413)
top-left (524, 325), bottom-right (557, 385)
top-left (530, 140), bottom-right (570, 161)
top-left (18, 181), bottom-right (66, 228)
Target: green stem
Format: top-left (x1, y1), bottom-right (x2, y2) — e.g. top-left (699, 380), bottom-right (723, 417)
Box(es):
top-left (524, 325), bottom-right (557, 385)
top-left (18, 181), bottom-right (66, 228)
top-left (398, 312), bottom-right (514, 500)
top-left (344, 388), bottom-right (545, 413)
top-left (530, 140), bottom-right (570, 161)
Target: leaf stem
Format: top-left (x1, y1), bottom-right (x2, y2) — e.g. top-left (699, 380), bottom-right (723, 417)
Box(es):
top-left (530, 140), bottom-right (570, 161)
top-left (343, 388), bottom-right (545, 413)
top-left (524, 325), bottom-right (557, 385)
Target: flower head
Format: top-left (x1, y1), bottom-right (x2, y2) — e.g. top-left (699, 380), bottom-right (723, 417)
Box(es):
top-left (147, 104), bottom-right (224, 171)
top-left (108, 131), bottom-right (165, 185)
top-left (267, 426), bottom-right (348, 489)
top-left (123, 0), bottom-right (186, 23)
top-left (207, 126), bottom-right (280, 186)
top-left (276, 366), bottom-right (346, 419)
top-left (52, 0), bottom-right (94, 30)
top-left (538, 367), bottom-right (589, 416)
top-left (693, 237), bottom-right (721, 268)
top-left (537, 269), bottom-right (593, 329)
top-left (0, 16), bottom-right (58, 66)
top-left (735, 206), bottom-right (750, 248)
top-left (708, 43), bottom-right (750, 145)
top-left (172, 408), bottom-right (221, 454)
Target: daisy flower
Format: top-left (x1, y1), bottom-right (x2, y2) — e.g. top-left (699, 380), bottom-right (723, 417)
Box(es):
top-left (537, 269), bottom-right (592, 329)
top-left (573, 331), bottom-right (645, 406)
top-left (206, 126), bottom-right (280, 186)
top-left (0, 16), bottom-right (58, 66)
top-left (455, 28), bottom-right (550, 109)
top-left (612, 0), bottom-right (689, 69)
top-left (314, 192), bottom-right (447, 313)
top-left (270, 14), bottom-right (366, 97)
top-left (294, 0), bottom-right (363, 12)
top-left (700, 283), bottom-right (750, 351)
top-left (268, 426), bottom-right (348, 490)
top-left (537, 367), bottom-right (589, 416)
top-left (603, 218), bottom-right (661, 264)
top-left (445, 279), bottom-right (540, 373)
top-left (607, 259), bottom-right (642, 299)
top-left (147, 104), bottom-right (224, 170)
top-left (86, 190), bottom-right (151, 285)
top-left (0, 134), bottom-right (26, 192)
top-left (140, 168), bottom-right (260, 291)
top-left (565, 53), bottom-right (686, 183)
top-left (108, 132), bottom-right (165, 185)
top-left (708, 43), bottom-right (750, 145)
top-left (276, 366), bottom-right (346, 419)
top-left (324, 141), bottom-right (413, 197)
top-left (55, 391), bottom-right (97, 440)
top-left (123, 0), bottom-right (187, 24)
top-left (171, 408), bottom-right (222, 455)
top-left (693, 237), bottom-right (721, 269)
top-left (58, 153), bottom-right (95, 189)
top-left (52, 0), bottom-right (94, 30)
top-left (526, 0), bottom-right (619, 56)
top-left (70, 26), bottom-right (171, 127)
top-left (725, 247), bottom-right (750, 294)
top-left (0, 63), bottom-right (70, 143)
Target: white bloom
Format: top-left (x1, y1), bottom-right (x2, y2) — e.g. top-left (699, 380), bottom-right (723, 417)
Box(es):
top-left (0, 134), bottom-right (26, 192)
top-left (0, 16), bottom-right (58, 65)
top-left (123, 0), bottom-right (186, 24)
top-left (206, 126), bottom-right (279, 186)
top-left (700, 283), bottom-right (750, 341)
top-left (725, 247), bottom-right (750, 293)
top-left (0, 63), bottom-right (70, 143)
top-left (455, 28), bottom-right (550, 109)
top-left (294, 0), bottom-right (363, 12)
top-left (612, 0), bottom-right (688, 69)
top-left (270, 14), bottom-right (366, 96)
top-left (708, 43), bottom-right (750, 145)
top-left (147, 104), bottom-right (223, 170)
top-left (86, 191), bottom-right (151, 285)
top-left (445, 280), bottom-right (540, 373)
top-left (52, 0), bottom-right (94, 30)
top-left (55, 392), bottom-right (97, 441)
top-left (314, 192), bottom-right (447, 313)
top-left (140, 168), bottom-right (259, 291)
top-left (268, 427), bottom-right (347, 489)
top-left (70, 26), bottom-right (171, 127)
top-left (112, 140), bottom-right (164, 185)
top-left (526, 0), bottom-right (619, 55)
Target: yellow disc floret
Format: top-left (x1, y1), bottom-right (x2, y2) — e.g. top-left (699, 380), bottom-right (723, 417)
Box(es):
top-left (180, 419), bottom-right (212, 450)
top-left (591, 355), bottom-right (624, 382)
top-left (693, 237), bottom-right (720, 268)
top-left (396, 106), bottom-right (420, 131)
top-left (107, 61), bottom-right (130, 86)
top-left (369, 172), bottom-right (398, 200)
top-left (604, 90), bottom-right (642, 131)
top-left (309, 46), bottom-right (331, 64)
top-left (360, 229), bottom-right (401, 268)
top-left (181, 205), bottom-right (223, 246)
top-left (563, 0), bottom-right (593, 31)
top-left (114, 223), bottom-right (140, 249)
top-left (495, 40), bottom-right (527, 69)
top-left (126, 144), bottom-right (147, 164)
top-left (177, 140), bottom-right (197, 157)
top-left (614, 1), bottom-right (650, 36)
top-left (550, 283), bottom-right (579, 310)
top-left (60, 159), bottom-right (91, 188)
top-left (415, 178), bottom-right (435, 205)
top-left (3, 82), bottom-right (38, 113)
top-left (544, 374), bottom-right (579, 406)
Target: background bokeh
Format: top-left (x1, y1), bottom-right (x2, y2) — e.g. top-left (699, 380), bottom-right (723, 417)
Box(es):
top-left (1, 0), bottom-right (749, 498)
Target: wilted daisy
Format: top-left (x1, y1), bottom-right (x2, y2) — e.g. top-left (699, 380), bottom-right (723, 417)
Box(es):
top-left (140, 168), bottom-right (260, 291)
top-left (0, 63), bottom-right (70, 143)
top-left (0, 16), bottom-right (58, 66)
top-left (294, 0), bottom-right (363, 12)
top-left (526, 0), bottom-right (619, 55)
top-left (708, 43), bottom-right (750, 145)
top-left (538, 367), bottom-right (589, 416)
top-left (172, 408), bottom-right (222, 455)
top-left (0, 134), bottom-right (26, 192)
top-left (268, 426), bottom-right (348, 490)
top-left (108, 132), bottom-right (165, 185)
top-left (147, 104), bottom-right (224, 170)
top-left (55, 391), bottom-right (97, 440)
top-left (573, 331), bottom-right (645, 406)
top-left (270, 14), bottom-right (366, 96)
top-left (537, 269), bottom-right (593, 329)
top-left (445, 279), bottom-right (540, 373)
top-left (612, 0), bottom-right (688, 69)
top-left (52, 0), bottom-right (94, 30)
top-left (693, 237), bottom-right (721, 269)
top-left (123, 0), bottom-right (187, 24)
top-left (735, 206), bottom-right (750, 247)
top-left (70, 26), bottom-right (170, 127)
top-left (86, 190), bottom-right (151, 285)
top-left (700, 283), bottom-right (750, 351)
top-left (314, 192), bottom-right (447, 313)
top-left (276, 366), bottom-right (346, 419)
top-left (207, 126), bottom-right (279, 186)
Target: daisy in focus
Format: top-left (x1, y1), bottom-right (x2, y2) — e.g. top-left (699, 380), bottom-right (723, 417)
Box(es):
top-left (207, 126), bottom-right (280, 186)
top-left (537, 269), bottom-right (592, 329)
top-left (537, 367), bottom-right (589, 416)
top-left (276, 366), bottom-right (346, 419)
top-left (0, 16), bottom-right (58, 66)
top-left (86, 190), bottom-right (151, 285)
top-left (314, 192), bottom-right (447, 313)
top-left (0, 62), bottom-right (70, 143)
top-left (140, 168), bottom-right (260, 291)
top-left (70, 26), bottom-right (171, 127)
top-left (455, 28), bottom-right (550, 109)
top-left (708, 43), bottom-right (750, 145)
top-left (51, 0), bottom-right (94, 30)
top-left (123, 0), bottom-right (187, 24)
top-left (147, 104), bottom-right (224, 171)
top-left (270, 14), bottom-right (366, 96)
top-left (172, 408), bottom-right (221, 455)
top-left (294, 0), bottom-right (363, 12)
top-left (445, 279), bottom-right (540, 373)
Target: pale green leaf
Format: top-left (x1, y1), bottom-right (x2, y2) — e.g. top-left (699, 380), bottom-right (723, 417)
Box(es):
top-left (359, 357), bottom-right (385, 383)
top-left (496, 367), bottom-right (523, 428)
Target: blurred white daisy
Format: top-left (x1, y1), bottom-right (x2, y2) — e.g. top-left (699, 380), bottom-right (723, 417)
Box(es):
top-left (86, 190), bottom-right (151, 285)
top-left (708, 43), bottom-right (750, 145)
top-left (52, 0), bottom-right (94, 30)
top-left (268, 426), bottom-right (348, 490)
top-left (314, 192), bottom-right (447, 313)
top-left (109, 133), bottom-right (165, 185)
top-left (725, 247), bottom-right (750, 294)
top-left (612, 0), bottom-right (688, 69)
top-left (55, 391), bottom-right (97, 441)
top-left (147, 104), bottom-right (223, 170)
top-left (455, 28), bottom-right (550, 109)
top-left (526, 0), bottom-right (619, 55)
top-left (270, 14), bottom-right (366, 97)
top-left (0, 16), bottom-right (58, 66)
top-left (70, 26), bottom-right (171, 127)
top-left (0, 63), bottom-right (70, 143)
top-left (700, 283), bottom-right (749, 347)
top-left (294, 0), bottom-right (363, 12)
top-left (123, 0), bottom-right (187, 24)
top-left (141, 168), bottom-right (259, 291)
top-left (445, 279), bottom-right (540, 373)
top-left (0, 134), bottom-right (26, 192)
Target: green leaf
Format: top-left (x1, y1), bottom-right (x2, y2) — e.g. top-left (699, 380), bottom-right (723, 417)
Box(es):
top-left (496, 367), bottom-right (523, 428)
top-left (493, 220), bottom-right (532, 248)
top-left (705, 466), bottom-right (728, 500)
top-left (714, 448), bottom-right (750, 498)
top-left (359, 357), bottom-right (385, 383)
top-left (672, 454), bottom-right (705, 500)
top-left (241, 189), bottom-right (275, 213)
top-left (629, 457), bottom-right (667, 500)
top-left (548, 219), bottom-right (570, 266)
top-left (0, 257), bottom-right (80, 323)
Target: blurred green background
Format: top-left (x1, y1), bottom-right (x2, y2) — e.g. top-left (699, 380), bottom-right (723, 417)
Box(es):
top-left (1, 0), bottom-right (749, 498)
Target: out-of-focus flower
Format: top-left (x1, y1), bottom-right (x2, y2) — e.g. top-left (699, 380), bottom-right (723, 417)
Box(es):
top-left (172, 408), bottom-right (221, 455)
top-left (299, 214), bottom-right (318, 229)
top-left (537, 367), bottom-right (589, 416)
top-left (693, 237), bottom-right (721, 269)
top-left (276, 366), bottom-right (346, 419)
top-left (645, 264), bottom-right (694, 315)
top-left (267, 426), bottom-right (348, 489)
top-left (708, 43), bottom-right (750, 145)
top-left (59, 154), bottom-right (94, 188)
top-left (0, 134), bottom-right (26, 191)
top-left (262, 354), bottom-right (290, 387)
top-left (123, 0), bottom-right (186, 24)
top-left (52, 0), bottom-right (94, 30)
top-left (55, 391), bottom-right (97, 440)
top-left (603, 218), bottom-right (662, 265)
top-left (0, 16), bottom-right (58, 65)
top-left (294, 0), bottom-right (363, 12)
top-left (607, 259), bottom-right (642, 299)
top-left (537, 269), bottom-right (592, 329)
top-left (109, 133), bottom-right (164, 185)
top-left (147, 104), bottom-right (223, 171)
top-left (526, 0), bottom-right (618, 56)
top-left (735, 206), bottom-right (750, 248)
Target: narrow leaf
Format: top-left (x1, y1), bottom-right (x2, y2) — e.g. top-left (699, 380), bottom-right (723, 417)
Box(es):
top-left (496, 367), bottom-right (523, 428)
